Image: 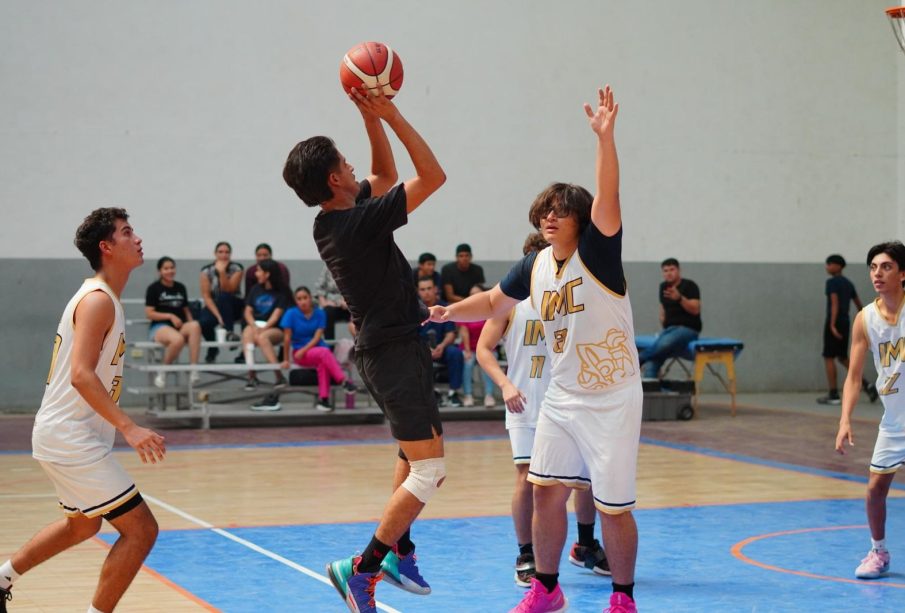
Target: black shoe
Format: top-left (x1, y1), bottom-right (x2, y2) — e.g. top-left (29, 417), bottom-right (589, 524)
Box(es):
top-left (250, 393), bottom-right (281, 412)
top-left (569, 539), bottom-right (611, 576)
top-left (226, 331), bottom-right (241, 342)
top-left (274, 374), bottom-right (287, 389)
top-left (514, 552), bottom-right (536, 587)
top-left (316, 398), bottom-right (334, 412)
top-left (816, 395), bottom-right (841, 405)
top-left (1, 585), bottom-right (11, 612)
top-left (244, 378), bottom-right (259, 392)
top-left (866, 383), bottom-right (879, 403)
top-left (205, 348), bottom-right (219, 364)
top-left (342, 379), bottom-right (358, 393)
top-left (447, 391), bottom-right (463, 407)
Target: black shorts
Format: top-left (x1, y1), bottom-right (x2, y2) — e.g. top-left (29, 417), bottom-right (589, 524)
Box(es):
top-left (822, 321), bottom-right (849, 359)
top-left (355, 336), bottom-right (443, 441)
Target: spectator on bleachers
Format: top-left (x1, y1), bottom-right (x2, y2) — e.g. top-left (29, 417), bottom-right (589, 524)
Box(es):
top-left (242, 259), bottom-right (290, 390)
top-left (417, 276), bottom-right (464, 407)
top-left (199, 241), bottom-right (245, 363)
top-left (145, 256), bottom-right (202, 388)
top-left (441, 243), bottom-right (485, 304)
top-left (245, 242), bottom-right (291, 295)
top-left (458, 285), bottom-right (498, 407)
top-left (413, 252), bottom-right (441, 293)
top-left (314, 264), bottom-right (352, 341)
top-left (280, 286), bottom-right (356, 412)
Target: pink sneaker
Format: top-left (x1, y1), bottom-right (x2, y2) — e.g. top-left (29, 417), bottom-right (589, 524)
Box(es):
top-left (604, 592), bottom-right (637, 612)
top-left (855, 548), bottom-right (890, 579)
top-left (509, 578), bottom-right (568, 613)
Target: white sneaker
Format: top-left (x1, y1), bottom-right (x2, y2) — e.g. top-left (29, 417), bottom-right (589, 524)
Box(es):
top-left (189, 371), bottom-right (201, 384)
top-left (484, 394), bottom-right (496, 408)
top-left (463, 394), bottom-right (475, 407)
top-left (153, 372), bottom-right (166, 389)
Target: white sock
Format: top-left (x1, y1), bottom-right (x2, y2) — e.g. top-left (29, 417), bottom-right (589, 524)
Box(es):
top-left (872, 538), bottom-right (887, 551)
top-left (88, 605), bottom-right (106, 613)
top-left (0, 560), bottom-right (20, 589)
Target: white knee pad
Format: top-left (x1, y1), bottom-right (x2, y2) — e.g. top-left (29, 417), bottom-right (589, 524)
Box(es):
top-left (401, 458), bottom-right (446, 503)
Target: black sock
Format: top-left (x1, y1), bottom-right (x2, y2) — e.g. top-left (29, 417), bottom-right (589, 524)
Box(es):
top-left (397, 530), bottom-right (414, 557)
top-left (613, 582), bottom-right (634, 600)
top-left (535, 572), bottom-right (559, 593)
top-left (577, 522), bottom-right (596, 547)
top-left (519, 542), bottom-right (533, 556)
top-left (358, 535), bottom-right (392, 573)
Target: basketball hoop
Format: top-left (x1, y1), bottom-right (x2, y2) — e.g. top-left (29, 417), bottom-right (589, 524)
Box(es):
top-left (888, 6), bottom-right (905, 55)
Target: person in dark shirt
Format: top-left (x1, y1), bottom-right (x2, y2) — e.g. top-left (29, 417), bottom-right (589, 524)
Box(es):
top-left (413, 252), bottom-right (442, 297)
top-left (241, 259), bottom-right (290, 390)
top-left (818, 254), bottom-right (876, 405)
top-left (440, 243), bottom-right (485, 304)
top-left (282, 86), bottom-right (446, 611)
top-left (245, 243), bottom-right (291, 296)
top-left (145, 257), bottom-right (202, 388)
top-left (638, 258), bottom-right (702, 379)
top-left (417, 277), bottom-right (465, 407)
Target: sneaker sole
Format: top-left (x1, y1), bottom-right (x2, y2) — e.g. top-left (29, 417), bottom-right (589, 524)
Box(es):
top-left (568, 554), bottom-right (611, 576)
top-left (326, 564), bottom-right (359, 613)
top-left (249, 404), bottom-right (281, 412)
top-left (513, 570), bottom-right (533, 587)
top-left (381, 572), bottom-right (431, 595)
top-left (855, 567), bottom-right (890, 579)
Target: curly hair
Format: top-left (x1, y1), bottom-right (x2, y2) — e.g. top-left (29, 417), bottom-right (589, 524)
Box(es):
top-left (527, 182), bottom-right (592, 233)
top-left (74, 207), bottom-right (129, 271)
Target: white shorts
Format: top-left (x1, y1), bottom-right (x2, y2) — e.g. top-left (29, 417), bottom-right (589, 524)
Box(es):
top-left (870, 429), bottom-right (905, 474)
top-left (528, 381), bottom-right (642, 514)
top-left (509, 427), bottom-right (536, 465)
top-left (39, 453), bottom-right (139, 518)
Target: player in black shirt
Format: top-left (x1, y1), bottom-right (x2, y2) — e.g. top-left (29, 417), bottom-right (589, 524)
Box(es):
top-left (282, 87), bottom-right (445, 613)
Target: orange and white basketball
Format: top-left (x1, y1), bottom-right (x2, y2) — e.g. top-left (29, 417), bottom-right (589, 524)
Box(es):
top-left (339, 42), bottom-right (404, 99)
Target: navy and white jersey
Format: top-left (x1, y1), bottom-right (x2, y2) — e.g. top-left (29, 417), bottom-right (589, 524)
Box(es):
top-left (863, 298), bottom-right (905, 432)
top-left (502, 299), bottom-right (550, 428)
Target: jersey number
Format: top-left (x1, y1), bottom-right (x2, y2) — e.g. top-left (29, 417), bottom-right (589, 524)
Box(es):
top-left (880, 373), bottom-right (900, 397)
top-left (529, 355), bottom-right (546, 379)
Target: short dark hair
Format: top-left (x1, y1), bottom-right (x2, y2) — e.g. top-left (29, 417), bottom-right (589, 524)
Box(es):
top-left (417, 276), bottom-right (436, 286)
top-left (867, 241), bottom-right (905, 275)
top-left (157, 256), bottom-right (175, 271)
top-left (661, 258), bottom-right (680, 268)
top-left (74, 207), bottom-right (129, 271)
top-left (825, 254), bottom-right (846, 268)
top-left (418, 252), bottom-right (436, 265)
top-left (528, 183), bottom-right (593, 233)
top-left (522, 232), bottom-right (549, 255)
top-left (255, 243), bottom-right (273, 255)
top-left (283, 136), bottom-right (341, 206)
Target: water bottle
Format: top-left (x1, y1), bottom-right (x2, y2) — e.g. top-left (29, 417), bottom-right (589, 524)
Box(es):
top-left (345, 389), bottom-right (356, 409)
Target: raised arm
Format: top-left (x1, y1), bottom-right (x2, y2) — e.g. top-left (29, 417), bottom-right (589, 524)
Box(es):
top-left (584, 85), bottom-right (621, 237)
top-left (354, 94), bottom-right (398, 197)
top-left (350, 88), bottom-right (445, 213)
top-left (836, 311), bottom-right (868, 454)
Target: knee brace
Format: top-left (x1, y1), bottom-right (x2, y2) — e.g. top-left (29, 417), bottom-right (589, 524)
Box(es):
top-left (401, 458), bottom-right (446, 503)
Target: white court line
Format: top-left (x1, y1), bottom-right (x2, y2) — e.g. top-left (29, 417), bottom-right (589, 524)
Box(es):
top-left (0, 493), bottom-right (56, 499)
top-left (144, 494), bottom-right (403, 613)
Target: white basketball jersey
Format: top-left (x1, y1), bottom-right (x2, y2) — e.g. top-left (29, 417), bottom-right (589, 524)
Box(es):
top-left (33, 279), bottom-right (126, 465)
top-left (501, 299), bottom-right (551, 428)
top-left (862, 299), bottom-right (905, 432)
top-left (529, 246), bottom-right (639, 400)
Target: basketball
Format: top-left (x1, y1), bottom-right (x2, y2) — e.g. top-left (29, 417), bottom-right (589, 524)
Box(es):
top-left (339, 42), bottom-right (404, 99)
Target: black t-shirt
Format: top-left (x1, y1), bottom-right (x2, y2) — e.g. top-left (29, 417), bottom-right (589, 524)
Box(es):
top-left (313, 181), bottom-right (422, 350)
top-left (245, 284), bottom-right (290, 322)
top-left (660, 278), bottom-right (702, 331)
top-left (500, 224), bottom-right (626, 300)
top-left (826, 275), bottom-right (858, 325)
top-left (440, 262), bottom-right (486, 298)
top-left (145, 280), bottom-right (189, 326)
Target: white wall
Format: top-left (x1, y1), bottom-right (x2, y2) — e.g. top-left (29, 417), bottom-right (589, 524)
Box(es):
top-left (0, 0), bottom-right (899, 265)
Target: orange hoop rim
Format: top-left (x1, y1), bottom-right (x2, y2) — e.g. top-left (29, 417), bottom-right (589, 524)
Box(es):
top-left (887, 6), bottom-right (905, 18)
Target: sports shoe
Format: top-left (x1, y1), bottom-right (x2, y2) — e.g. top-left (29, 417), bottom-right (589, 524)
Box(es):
top-left (273, 374), bottom-right (287, 389)
top-left (604, 592), bottom-right (637, 613)
top-left (316, 398), bottom-right (335, 412)
top-left (343, 379), bottom-right (358, 393)
top-left (1, 585), bottom-right (11, 613)
top-left (226, 331), bottom-right (241, 342)
top-left (250, 393), bottom-right (281, 412)
top-left (463, 394), bottom-right (475, 407)
top-left (447, 391), bottom-right (463, 407)
top-left (569, 540), bottom-right (611, 576)
top-left (816, 395), bottom-right (841, 405)
top-left (380, 548), bottom-right (431, 595)
top-left (855, 548), bottom-right (890, 579)
top-left (514, 552), bottom-right (536, 587)
top-left (866, 383), bottom-right (879, 403)
top-left (484, 394), bottom-right (497, 408)
top-left (204, 348), bottom-right (218, 364)
top-left (189, 371), bottom-right (201, 384)
top-left (243, 378), bottom-right (258, 392)
top-left (327, 555), bottom-right (383, 613)
top-left (509, 578), bottom-right (567, 613)
top-left (153, 372), bottom-right (166, 389)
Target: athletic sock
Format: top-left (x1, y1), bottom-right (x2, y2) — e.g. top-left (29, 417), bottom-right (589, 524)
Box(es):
top-left (87, 606), bottom-right (105, 613)
top-left (0, 560), bottom-right (20, 589)
top-left (518, 542), bottom-right (533, 556)
top-left (535, 572), bottom-right (559, 592)
top-left (396, 530), bottom-right (414, 557)
top-left (872, 538), bottom-right (887, 551)
top-left (577, 521), bottom-right (596, 547)
top-left (613, 582), bottom-right (635, 600)
top-left (357, 535), bottom-right (392, 573)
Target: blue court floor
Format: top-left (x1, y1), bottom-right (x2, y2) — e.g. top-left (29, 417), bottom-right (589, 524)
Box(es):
top-left (100, 497), bottom-right (905, 612)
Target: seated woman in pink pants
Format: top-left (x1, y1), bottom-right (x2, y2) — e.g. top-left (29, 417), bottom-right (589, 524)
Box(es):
top-left (280, 286), bottom-right (355, 412)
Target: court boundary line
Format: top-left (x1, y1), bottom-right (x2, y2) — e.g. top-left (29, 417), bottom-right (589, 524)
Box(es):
top-left (142, 493), bottom-right (403, 613)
